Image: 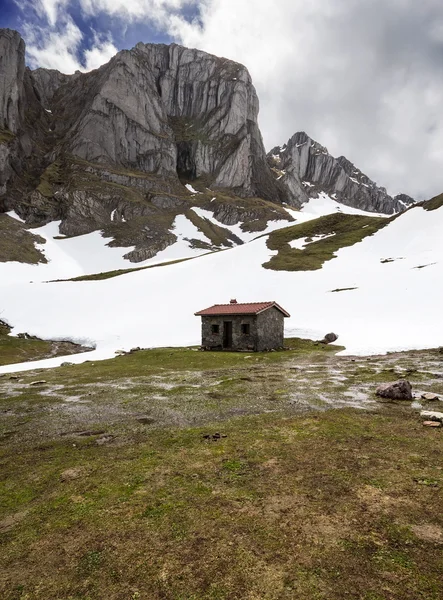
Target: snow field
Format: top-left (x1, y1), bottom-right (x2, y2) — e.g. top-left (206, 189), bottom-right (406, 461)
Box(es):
top-left (1, 197), bottom-right (441, 372)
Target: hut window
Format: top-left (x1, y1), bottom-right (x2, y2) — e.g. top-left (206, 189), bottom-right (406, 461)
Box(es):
top-left (211, 324), bottom-right (219, 334)
top-left (241, 323), bottom-right (250, 335)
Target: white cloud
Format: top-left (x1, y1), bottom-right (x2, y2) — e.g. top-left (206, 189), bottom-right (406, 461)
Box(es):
top-left (79, 0), bottom-right (197, 24)
top-left (20, 0), bottom-right (193, 73)
top-left (168, 0), bottom-right (443, 199)
top-left (17, 0), bottom-right (443, 199)
top-left (24, 17), bottom-right (118, 74)
top-left (24, 17), bottom-right (84, 72)
top-left (83, 35), bottom-right (119, 70)
top-left (35, 0), bottom-right (71, 26)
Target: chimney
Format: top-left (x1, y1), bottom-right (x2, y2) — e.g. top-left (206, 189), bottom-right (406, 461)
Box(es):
top-left (230, 299), bottom-right (238, 304)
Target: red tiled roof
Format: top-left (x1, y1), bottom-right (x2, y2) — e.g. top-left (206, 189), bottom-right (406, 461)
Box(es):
top-left (195, 301), bottom-right (290, 317)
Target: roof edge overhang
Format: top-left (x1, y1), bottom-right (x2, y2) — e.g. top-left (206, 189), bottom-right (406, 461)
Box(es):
top-left (256, 303), bottom-right (291, 317)
top-left (195, 302), bottom-right (290, 318)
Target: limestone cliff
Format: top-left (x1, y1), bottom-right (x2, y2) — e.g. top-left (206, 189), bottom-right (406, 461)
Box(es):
top-left (0, 30), bottom-right (290, 261)
top-left (268, 132), bottom-right (414, 214)
top-left (0, 29), bottom-right (413, 264)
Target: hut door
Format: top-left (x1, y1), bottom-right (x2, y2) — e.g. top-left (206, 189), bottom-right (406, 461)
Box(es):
top-left (223, 321), bottom-right (233, 349)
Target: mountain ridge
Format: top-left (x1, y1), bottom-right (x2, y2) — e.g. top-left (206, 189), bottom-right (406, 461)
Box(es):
top-left (267, 131), bottom-right (414, 214)
top-left (0, 28), bottom-right (414, 264)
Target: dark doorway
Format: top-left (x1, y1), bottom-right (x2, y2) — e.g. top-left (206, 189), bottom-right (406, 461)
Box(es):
top-left (223, 321), bottom-right (233, 349)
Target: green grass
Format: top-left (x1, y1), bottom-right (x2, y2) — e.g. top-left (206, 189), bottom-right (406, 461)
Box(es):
top-left (36, 161), bottom-right (64, 198)
top-left (46, 338), bottom-right (342, 382)
top-left (422, 193), bottom-right (443, 211)
top-left (0, 214), bottom-right (46, 264)
top-left (0, 321), bottom-right (54, 366)
top-left (263, 213), bottom-right (391, 271)
top-left (168, 116), bottom-right (212, 144)
top-left (0, 321), bottom-right (90, 366)
top-left (2, 341), bottom-right (443, 598)
top-left (1, 403), bottom-right (443, 599)
top-left (185, 209), bottom-right (239, 247)
top-left (52, 254), bottom-right (215, 282)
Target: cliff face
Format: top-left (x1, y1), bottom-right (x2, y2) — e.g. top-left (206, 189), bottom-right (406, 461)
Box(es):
top-left (0, 29), bottom-right (413, 264)
top-left (0, 29), bottom-right (48, 199)
top-left (268, 132), bottom-right (414, 214)
top-left (0, 30), bottom-right (289, 261)
top-left (27, 42), bottom-right (283, 200)
top-left (0, 29), bottom-right (25, 133)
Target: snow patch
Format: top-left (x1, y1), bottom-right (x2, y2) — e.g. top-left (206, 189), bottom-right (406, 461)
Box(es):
top-left (289, 233), bottom-right (336, 250)
top-left (185, 184), bottom-right (200, 194)
top-left (6, 210), bottom-right (26, 223)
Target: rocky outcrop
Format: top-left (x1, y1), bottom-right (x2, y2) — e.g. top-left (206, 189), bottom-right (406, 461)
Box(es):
top-left (0, 30), bottom-right (291, 262)
top-left (0, 29), bottom-right (52, 201)
top-left (268, 132), bottom-right (414, 214)
top-left (30, 68), bottom-right (73, 106)
top-left (0, 29), bottom-right (25, 134)
top-left (0, 29), bottom-right (414, 265)
top-left (35, 42), bottom-right (284, 201)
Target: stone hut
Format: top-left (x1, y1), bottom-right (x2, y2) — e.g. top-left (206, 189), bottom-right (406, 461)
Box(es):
top-left (195, 300), bottom-right (290, 352)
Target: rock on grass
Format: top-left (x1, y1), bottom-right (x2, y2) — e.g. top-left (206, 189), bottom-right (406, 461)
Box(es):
top-left (376, 380), bottom-right (413, 400)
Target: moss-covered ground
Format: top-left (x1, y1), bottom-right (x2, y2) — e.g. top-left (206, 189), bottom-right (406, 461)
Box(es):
top-left (1, 341), bottom-right (443, 599)
top-left (264, 213), bottom-right (391, 271)
top-left (0, 321), bottom-right (92, 367)
top-left (36, 161), bottom-right (64, 198)
top-left (0, 214), bottom-right (46, 264)
top-left (53, 255), bottom-right (206, 282)
top-left (422, 193), bottom-right (443, 211)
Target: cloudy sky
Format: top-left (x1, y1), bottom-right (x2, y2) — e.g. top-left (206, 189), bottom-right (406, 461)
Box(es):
top-left (3, 0), bottom-right (443, 199)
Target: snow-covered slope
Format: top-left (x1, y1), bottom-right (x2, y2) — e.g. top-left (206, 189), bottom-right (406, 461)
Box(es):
top-left (1, 204), bottom-right (297, 284)
top-left (1, 196), bottom-right (442, 373)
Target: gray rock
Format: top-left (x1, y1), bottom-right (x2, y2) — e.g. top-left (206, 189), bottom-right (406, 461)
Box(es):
top-left (0, 28), bottom-right (414, 267)
top-left (0, 29), bottom-right (25, 134)
top-left (420, 410), bottom-right (443, 423)
top-left (0, 29), bottom-right (289, 263)
top-left (421, 392), bottom-right (440, 401)
top-left (30, 68), bottom-right (72, 106)
top-left (268, 131), bottom-right (414, 213)
top-left (321, 332), bottom-right (338, 344)
top-left (40, 41), bottom-right (284, 201)
top-left (376, 380), bottom-right (413, 400)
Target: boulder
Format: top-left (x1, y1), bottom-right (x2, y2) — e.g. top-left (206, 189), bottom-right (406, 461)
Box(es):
top-left (321, 332), bottom-right (338, 344)
top-left (376, 380), bottom-right (413, 400)
top-left (60, 467), bottom-right (84, 482)
top-left (420, 411), bottom-right (443, 423)
top-left (421, 392), bottom-right (440, 401)
top-left (423, 421), bottom-right (442, 428)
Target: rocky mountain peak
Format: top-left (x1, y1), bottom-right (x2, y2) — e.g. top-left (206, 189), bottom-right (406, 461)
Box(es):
top-left (0, 29), bottom-right (289, 261)
top-left (268, 131), bottom-right (414, 214)
top-left (0, 28), bottom-right (415, 266)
